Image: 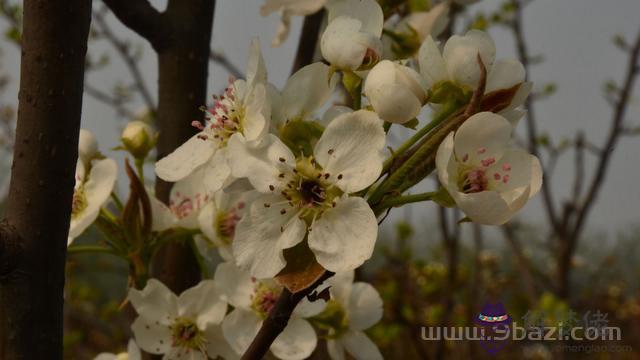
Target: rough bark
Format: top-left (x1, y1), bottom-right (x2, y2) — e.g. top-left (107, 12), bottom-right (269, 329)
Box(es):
top-left (0, 0), bottom-right (92, 358)
top-left (104, 0), bottom-right (216, 293)
top-left (151, 0), bottom-right (215, 294)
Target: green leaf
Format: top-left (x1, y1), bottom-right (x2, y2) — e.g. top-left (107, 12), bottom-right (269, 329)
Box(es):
top-left (457, 216), bottom-right (472, 224)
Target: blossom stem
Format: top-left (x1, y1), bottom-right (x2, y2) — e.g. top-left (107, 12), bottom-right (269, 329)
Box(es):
top-left (381, 101), bottom-right (460, 174)
top-left (110, 192), bottom-right (124, 211)
top-left (67, 245), bottom-right (119, 256)
top-left (373, 191), bottom-right (437, 214)
top-left (134, 157), bottom-right (145, 185)
top-left (241, 271), bottom-right (335, 360)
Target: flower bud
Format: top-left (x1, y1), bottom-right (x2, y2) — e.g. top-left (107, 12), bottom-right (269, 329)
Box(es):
top-left (321, 0), bottom-right (383, 70)
top-left (121, 121), bottom-right (155, 159)
top-left (364, 60), bottom-right (428, 124)
top-left (78, 129), bottom-right (98, 164)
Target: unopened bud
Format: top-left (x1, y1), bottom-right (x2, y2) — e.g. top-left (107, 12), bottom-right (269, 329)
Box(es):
top-left (121, 121), bottom-right (155, 159)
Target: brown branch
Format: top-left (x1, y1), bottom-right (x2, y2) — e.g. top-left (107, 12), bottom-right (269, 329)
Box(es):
top-left (0, 0), bottom-right (92, 357)
top-left (570, 29), bottom-right (640, 242)
top-left (242, 271), bottom-right (334, 360)
top-left (101, 0), bottom-right (166, 49)
top-left (501, 224), bottom-right (538, 304)
top-left (290, 10), bottom-right (324, 75)
top-left (83, 82), bottom-right (136, 118)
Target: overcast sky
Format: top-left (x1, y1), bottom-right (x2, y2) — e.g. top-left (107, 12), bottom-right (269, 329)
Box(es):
top-left (0, 0), bottom-right (639, 240)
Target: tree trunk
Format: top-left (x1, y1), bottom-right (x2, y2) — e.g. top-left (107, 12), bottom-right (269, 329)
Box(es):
top-left (151, 0), bottom-right (216, 294)
top-left (0, 0), bottom-right (92, 358)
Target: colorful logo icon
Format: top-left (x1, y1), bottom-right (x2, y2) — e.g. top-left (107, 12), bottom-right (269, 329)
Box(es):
top-left (475, 302), bottom-right (512, 354)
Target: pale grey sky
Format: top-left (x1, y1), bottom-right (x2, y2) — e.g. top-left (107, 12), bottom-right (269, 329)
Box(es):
top-left (0, 0), bottom-right (638, 238)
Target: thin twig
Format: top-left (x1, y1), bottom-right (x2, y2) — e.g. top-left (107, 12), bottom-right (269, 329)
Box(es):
top-left (209, 50), bottom-right (243, 79)
top-left (241, 271), bottom-right (334, 359)
top-left (93, 8), bottom-right (156, 112)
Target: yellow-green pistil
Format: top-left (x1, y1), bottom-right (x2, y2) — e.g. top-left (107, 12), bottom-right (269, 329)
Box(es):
top-left (170, 317), bottom-right (206, 351)
top-left (266, 156), bottom-right (344, 225)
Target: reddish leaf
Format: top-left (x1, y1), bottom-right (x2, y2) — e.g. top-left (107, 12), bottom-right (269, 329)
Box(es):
top-left (276, 242), bottom-right (327, 294)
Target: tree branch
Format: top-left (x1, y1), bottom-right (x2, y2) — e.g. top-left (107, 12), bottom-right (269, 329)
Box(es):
top-left (510, 0), bottom-right (561, 233)
top-left (93, 8), bottom-right (156, 112)
top-left (101, 0), bottom-right (166, 49)
top-left (210, 50), bottom-right (243, 79)
top-left (290, 10), bottom-right (324, 75)
top-left (242, 271), bottom-right (334, 360)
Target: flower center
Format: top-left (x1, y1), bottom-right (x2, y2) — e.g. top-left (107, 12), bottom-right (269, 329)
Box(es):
top-left (71, 187), bottom-right (88, 218)
top-left (170, 192), bottom-right (208, 219)
top-left (215, 205), bottom-right (243, 244)
top-left (310, 299), bottom-right (349, 338)
top-left (250, 280), bottom-right (281, 319)
top-left (268, 157), bottom-right (344, 223)
top-left (457, 148), bottom-right (513, 193)
top-left (170, 317), bottom-right (206, 351)
top-left (194, 77), bottom-right (245, 146)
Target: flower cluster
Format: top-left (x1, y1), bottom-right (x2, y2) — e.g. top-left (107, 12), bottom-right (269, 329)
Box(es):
top-left (80, 0), bottom-right (543, 358)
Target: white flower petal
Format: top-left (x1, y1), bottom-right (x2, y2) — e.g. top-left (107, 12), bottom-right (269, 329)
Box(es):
top-left (78, 129), bottom-right (98, 164)
top-left (243, 83), bottom-right (270, 142)
top-left (127, 339), bottom-right (142, 360)
top-left (347, 282), bottom-right (383, 331)
top-left (246, 39), bottom-right (267, 90)
top-left (327, 339), bottom-right (346, 360)
top-left (155, 134), bottom-right (216, 182)
top-left (453, 112), bottom-right (512, 165)
top-left (486, 58), bottom-right (525, 93)
top-left (418, 36), bottom-right (448, 88)
top-left (204, 325), bottom-right (240, 360)
top-left (327, 271), bottom-right (355, 306)
top-left (321, 105), bottom-right (353, 126)
top-left (283, 62), bottom-right (336, 120)
top-left (222, 309), bottom-right (262, 356)
top-left (178, 280), bottom-right (227, 329)
top-left (401, 3), bottom-right (449, 40)
top-left (443, 29), bottom-right (496, 88)
top-left (203, 148), bottom-right (232, 194)
top-left (314, 110), bottom-right (385, 193)
top-left (227, 134), bottom-right (294, 193)
top-left (435, 132), bottom-right (456, 188)
top-left (214, 262), bottom-right (254, 309)
top-left (308, 196), bottom-right (377, 272)
top-left (486, 148), bottom-right (536, 192)
top-left (271, 318), bottom-right (318, 360)
top-left (128, 279), bottom-right (179, 324)
top-left (294, 296), bottom-right (327, 318)
top-left (327, 0), bottom-right (383, 36)
top-left (233, 194), bottom-right (307, 278)
top-left (93, 354), bottom-right (116, 360)
top-left (83, 158), bottom-right (117, 210)
top-left (452, 190), bottom-right (515, 225)
top-left (341, 330), bottom-right (383, 360)
top-left (321, 17), bottom-right (381, 70)
top-left (131, 317), bottom-right (172, 355)
top-left (151, 196), bottom-right (177, 232)
top-left (68, 207), bottom-right (99, 244)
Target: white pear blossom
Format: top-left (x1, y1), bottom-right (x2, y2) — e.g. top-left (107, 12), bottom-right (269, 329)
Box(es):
top-left (321, 0), bottom-right (384, 70)
top-left (94, 339), bottom-right (141, 360)
top-left (128, 279), bottom-right (236, 360)
top-left (196, 188), bottom-right (259, 261)
top-left (68, 130), bottom-right (118, 245)
top-left (227, 110), bottom-right (385, 278)
top-left (261, 0), bottom-right (328, 47)
top-left (149, 164), bottom-right (216, 232)
top-left (270, 62), bottom-right (338, 129)
top-left (320, 271), bottom-right (384, 360)
top-left (393, 2), bottom-right (449, 44)
top-left (436, 112), bottom-right (542, 225)
top-left (155, 39), bottom-right (270, 194)
top-left (364, 60), bottom-right (428, 124)
top-left (418, 30), bottom-right (531, 123)
top-left (216, 262), bottom-right (325, 360)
